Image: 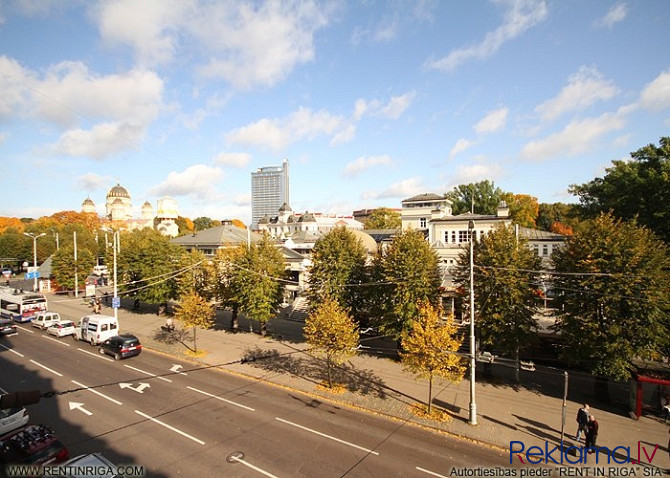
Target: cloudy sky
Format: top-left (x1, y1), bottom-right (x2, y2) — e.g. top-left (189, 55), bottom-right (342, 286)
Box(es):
top-left (0, 0), bottom-right (668, 224)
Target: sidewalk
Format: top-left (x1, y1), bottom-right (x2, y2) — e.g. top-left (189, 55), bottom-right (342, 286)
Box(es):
top-left (53, 294), bottom-right (670, 472)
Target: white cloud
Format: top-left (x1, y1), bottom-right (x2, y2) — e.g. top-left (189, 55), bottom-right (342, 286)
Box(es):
top-left (447, 162), bottom-right (504, 187)
top-left (535, 66), bottom-right (619, 122)
top-left (362, 177), bottom-right (426, 200)
top-left (343, 155), bottom-right (392, 177)
top-left (0, 132), bottom-right (8, 145)
top-left (75, 172), bottom-right (110, 192)
top-left (233, 193), bottom-right (251, 206)
top-left (593, 3), bottom-right (627, 29)
top-left (520, 111), bottom-right (626, 161)
top-left (426, 0), bottom-right (547, 72)
top-left (225, 107), bottom-right (351, 152)
top-left (353, 91), bottom-right (416, 120)
top-left (474, 107), bottom-right (508, 134)
top-left (0, 56), bottom-right (32, 119)
top-left (639, 69), bottom-right (670, 112)
top-left (213, 152), bottom-right (251, 168)
top-left (51, 121), bottom-right (145, 159)
top-left (449, 138), bottom-right (475, 158)
top-left (149, 164), bottom-right (224, 199)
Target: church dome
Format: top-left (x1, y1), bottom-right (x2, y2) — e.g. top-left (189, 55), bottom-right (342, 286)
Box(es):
top-left (82, 197), bottom-right (95, 206)
top-left (107, 183), bottom-right (130, 199)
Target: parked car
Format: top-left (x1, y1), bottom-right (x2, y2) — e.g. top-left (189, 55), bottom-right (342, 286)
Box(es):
top-left (0, 424), bottom-right (69, 467)
top-left (74, 315), bottom-right (119, 346)
top-left (92, 265), bottom-right (109, 277)
top-left (0, 318), bottom-right (17, 336)
top-left (47, 320), bottom-right (76, 338)
top-left (99, 334), bottom-right (142, 360)
top-left (58, 452), bottom-right (123, 477)
top-left (32, 312), bottom-right (62, 330)
top-left (0, 387), bottom-right (29, 436)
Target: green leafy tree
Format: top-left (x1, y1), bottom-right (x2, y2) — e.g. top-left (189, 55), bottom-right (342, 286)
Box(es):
top-left (173, 291), bottom-right (215, 353)
top-left (536, 203), bottom-right (581, 235)
top-left (51, 244), bottom-right (96, 291)
top-left (376, 229), bottom-right (441, 338)
top-left (401, 303), bottom-right (465, 413)
top-left (112, 229), bottom-right (186, 305)
top-left (569, 137), bottom-right (670, 243)
top-left (502, 193), bottom-right (539, 228)
top-left (454, 224), bottom-right (543, 383)
top-left (304, 296), bottom-right (359, 388)
top-left (209, 246), bottom-right (245, 330)
top-left (365, 208), bottom-right (401, 229)
top-left (551, 213), bottom-right (670, 385)
top-left (175, 249), bottom-right (212, 299)
top-left (446, 180), bottom-right (505, 215)
top-left (307, 228), bottom-right (368, 317)
top-left (231, 235), bottom-right (286, 335)
top-left (193, 217), bottom-right (214, 231)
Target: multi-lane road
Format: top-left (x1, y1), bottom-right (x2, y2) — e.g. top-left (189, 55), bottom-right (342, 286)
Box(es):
top-left (0, 312), bottom-right (517, 477)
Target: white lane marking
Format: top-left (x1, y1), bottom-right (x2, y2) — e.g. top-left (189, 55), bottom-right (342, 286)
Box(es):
top-left (77, 348), bottom-right (114, 362)
top-left (187, 386), bottom-right (255, 411)
top-left (29, 359), bottom-right (63, 377)
top-left (124, 364), bottom-right (172, 382)
top-left (416, 466), bottom-right (448, 477)
top-left (134, 410), bottom-right (205, 445)
top-left (15, 325), bottom-right (34, 334)
top-left (69, 402), bottom-right (93, 416)
top-left (229, 456), bottom-right (279, 478)
top-left (119, 383), bottom-right (150, 394)
top-left (0, 343), bottom-right (24, 357)
top-left (275, 417), bottom-right (379, 455)
top-left (71, 380), bottom-right (123, 406)
top-left (41, 335), bottom-right (71, 347)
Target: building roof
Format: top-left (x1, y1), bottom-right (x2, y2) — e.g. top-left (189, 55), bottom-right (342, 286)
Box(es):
top-left (363, 228), bottom-right (401, 243)
top-left (518, 226), bottom-right (565, 241)
top-left (107, 183), bottom-right (130, 199)
top-left (402, 193), bottom-right (448, 203)
top-left (171, 225), bottom-right (261, 247)
top-left (278, 202), bottom-right (292, 212)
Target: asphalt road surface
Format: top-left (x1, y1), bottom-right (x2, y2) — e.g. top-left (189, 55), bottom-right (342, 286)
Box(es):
top-left (0, 305), bottom-right (520, 477)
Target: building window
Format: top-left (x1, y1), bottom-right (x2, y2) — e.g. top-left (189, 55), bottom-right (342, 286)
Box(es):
top-left (419, 217), bottom-right (427, 228)
top-left (444, 231), bottom-right (449, 243)
top-left (458, 230), bottom-right (470, 243)
top-left (451, 231), bottom-right (456, 243)
top-left (542, 245), bottom-right (548, 256)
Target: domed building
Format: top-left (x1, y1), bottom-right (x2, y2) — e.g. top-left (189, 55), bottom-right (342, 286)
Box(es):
top-left (81, 197), bottom-right (96, 214)
top-left (141, 201), bottom-right (154, 220)
top-left (105, 184), bottom-right (132, 221)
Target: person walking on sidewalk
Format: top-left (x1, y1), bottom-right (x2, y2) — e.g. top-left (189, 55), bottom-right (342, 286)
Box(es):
top-left (575, 403), bottom-right (590, 441)
top-left (585, 415), bottom-right (598, 451)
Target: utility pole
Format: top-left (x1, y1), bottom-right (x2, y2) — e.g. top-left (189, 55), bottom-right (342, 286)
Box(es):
top-left (468, 220), bottom-right (477, 425)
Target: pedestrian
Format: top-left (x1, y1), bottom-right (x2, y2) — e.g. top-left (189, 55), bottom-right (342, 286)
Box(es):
top-left (661, 394), bottom-right (670, 423)
top-left (165, 317), bottom-right (175, 332)
top-left (575, 403), bottom-right (590, 442)
top-left (585, 415), bottom-right (598, 451)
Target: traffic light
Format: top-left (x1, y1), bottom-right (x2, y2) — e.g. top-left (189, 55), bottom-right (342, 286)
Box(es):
top-left (0, 390), bottom-right (41, 408)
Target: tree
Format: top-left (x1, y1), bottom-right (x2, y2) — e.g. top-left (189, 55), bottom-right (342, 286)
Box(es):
top-left (400, 303), bottom-right (465, 414)
top-left (502, 193), bottom-right (539, 228)
top-left (209, 246), bottom-right (245, 330)
top-left (569, 137), bottom-right (670, 243)
top-left (551, 213), bottom-right (670, 384)
top-left (454, 224), bottom-right (543, 383)
top-left (536, 203), bottom-right (581, 234)
top-left (175, 249), bottom-right (211, 300)
top-left (446, 180), bottom-right (505, 215)
top-left (193, 217), bottom-right (213, 231)
top-left (307, 227), bottom-right (368, 317)
top-left (376, 229), bottom-right (441, 338)
top-left (365, 208), bottom-right (401, 229)
top-left (231, 235), bottom-right (286, 335)
top-left (173, 291), bottom-right (214, 353)
top-left (51, 244), bottom-right (95, 291)
top-left (304, 296), bottom-right (359, 389)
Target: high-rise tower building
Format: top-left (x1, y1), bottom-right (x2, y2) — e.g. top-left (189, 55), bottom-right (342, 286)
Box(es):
top-left (251, 159), bottom-right (289, 229)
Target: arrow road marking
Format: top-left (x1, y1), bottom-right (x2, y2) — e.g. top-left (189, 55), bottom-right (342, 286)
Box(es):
top-left (71, 380), bottom-right (122, 406)
top-left (69, 402), bottom-right (92, 416)
top-left (134, 410), bottom-right (205, 445)
top-left (119, 382), bottom-right (150, 394)
top-left (170, 364), bottom-right (187, 375)
top-left (124, 364), bottom-right (172, 382)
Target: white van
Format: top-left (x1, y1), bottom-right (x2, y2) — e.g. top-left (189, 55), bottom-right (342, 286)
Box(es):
top-left (74, 315), bottom-right (119, 345)
top-left (31, 312), bottom-right (61, 330)
top-left (92, 265), bottom-right (109, 276)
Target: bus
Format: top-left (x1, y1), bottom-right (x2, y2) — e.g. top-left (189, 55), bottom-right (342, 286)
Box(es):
top-left (0, 289), bottom-right (48, 322)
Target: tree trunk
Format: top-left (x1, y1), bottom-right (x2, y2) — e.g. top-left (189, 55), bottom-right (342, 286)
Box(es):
top-left (428, 374), bottom-right (433, 414)
top-left (260, 321), bottom-right (267, 337)
top-left (193, 326), bottom-right (197, 353)
top-left (327, 355), bottom-right (333, 388)
top-left (231, 304), bottom-right (239, 332)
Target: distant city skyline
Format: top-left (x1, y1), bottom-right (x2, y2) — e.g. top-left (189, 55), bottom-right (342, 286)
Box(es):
top-left (1, 2), bottom-right (668, 224)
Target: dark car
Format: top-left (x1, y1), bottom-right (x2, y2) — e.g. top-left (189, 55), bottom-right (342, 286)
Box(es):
top-left (0, 318), bottom-right (17, 337)
top-left (99, 334), bottom-right (142, 360)
top-left (0, 424), bottom-right (69, 467)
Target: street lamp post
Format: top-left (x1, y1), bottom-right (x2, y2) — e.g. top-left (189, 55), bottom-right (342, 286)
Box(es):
top-left (102, 228), bottom-right (120, 322)
top-left (468, 220), bottom-right (477, 426)
top-left (23, 232), bottom-right (46, 292)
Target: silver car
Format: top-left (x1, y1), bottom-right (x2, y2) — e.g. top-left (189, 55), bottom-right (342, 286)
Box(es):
top-left (47, 320), bottom-right (76, 338)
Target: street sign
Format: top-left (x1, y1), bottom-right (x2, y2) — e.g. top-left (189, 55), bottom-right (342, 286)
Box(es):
top-left (25, 272), bottom-right (40, 279)
top-left (112, 297), bottom-right (120, 308)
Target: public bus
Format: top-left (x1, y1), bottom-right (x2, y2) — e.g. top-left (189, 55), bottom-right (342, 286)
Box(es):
top-left (0, 289), bottom-right (48, 322)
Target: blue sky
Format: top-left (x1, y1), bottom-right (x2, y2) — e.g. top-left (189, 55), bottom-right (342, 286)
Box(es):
top-left (0, 0), bottom-right (668, 225)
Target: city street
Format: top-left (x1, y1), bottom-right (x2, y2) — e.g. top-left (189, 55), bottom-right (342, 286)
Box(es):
top-left (1, 321), bottom-right (517, 477)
